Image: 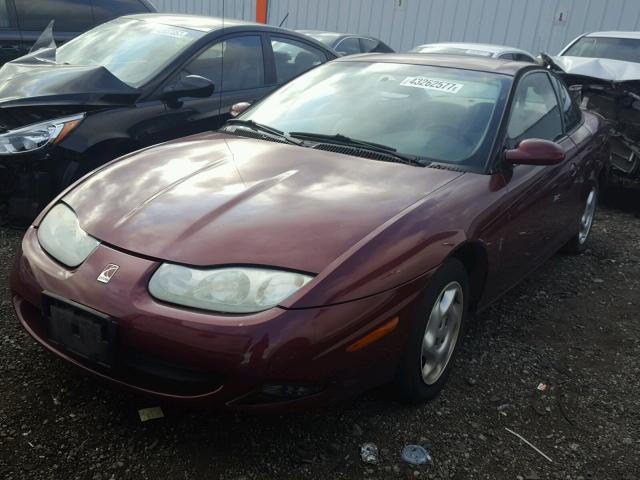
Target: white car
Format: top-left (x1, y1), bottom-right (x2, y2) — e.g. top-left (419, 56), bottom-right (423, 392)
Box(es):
top-left (410, 42), bottom-right (536, 63)
top-left (559, 31), bottom-right (640, 64)
top-left (550, 31), bottom-right (640, 181)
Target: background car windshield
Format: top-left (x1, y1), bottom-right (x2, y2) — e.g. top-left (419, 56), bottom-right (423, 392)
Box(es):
top-left (564, 36), bottom-right (640, 64)
top-left (244, 61), bottom-right (510, 165)
top-left (56, 18), bottom-right (204, 87)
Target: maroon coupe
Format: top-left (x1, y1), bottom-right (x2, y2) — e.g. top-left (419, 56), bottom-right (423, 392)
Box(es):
top-left (11, 54), bottom-right (608, 410)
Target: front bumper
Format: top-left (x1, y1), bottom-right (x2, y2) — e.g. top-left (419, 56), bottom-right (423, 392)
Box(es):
top-left (1, 147), bottom-right (81, 220)
top-left (11, 227), bottom-right (427, 410)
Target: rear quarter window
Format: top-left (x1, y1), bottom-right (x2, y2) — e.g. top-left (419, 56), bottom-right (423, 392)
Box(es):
top-left (271, 36), bottom-right (327, 83)
top-left (335, 37), bottom-right (361, 55)
top-left (514, 53), bottom-right (535, 63)
top-left (360, 37), bottom-right (378, 53)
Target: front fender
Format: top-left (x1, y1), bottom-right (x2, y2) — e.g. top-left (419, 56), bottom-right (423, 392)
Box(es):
top-left (283, 193), bottom-right (467, 308)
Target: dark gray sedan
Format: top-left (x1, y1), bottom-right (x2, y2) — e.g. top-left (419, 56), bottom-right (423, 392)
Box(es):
top-left (297, 30), bottom-right (394, 56)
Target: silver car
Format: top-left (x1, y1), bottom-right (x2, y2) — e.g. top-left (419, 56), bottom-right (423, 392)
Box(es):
top-left (410, 42), bottom-right (536, 63)
top-left (558, 31), bottom-right (640, 63)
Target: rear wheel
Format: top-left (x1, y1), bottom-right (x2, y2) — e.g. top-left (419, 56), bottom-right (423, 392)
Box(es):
top-left (563, 186), bottom-right (598, 254)
top-left (396, 259), bottom-right (469, 402)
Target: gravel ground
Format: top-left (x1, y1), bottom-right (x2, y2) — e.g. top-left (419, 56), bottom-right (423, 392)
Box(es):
top-left (1, 187), bottom-right (639, 480)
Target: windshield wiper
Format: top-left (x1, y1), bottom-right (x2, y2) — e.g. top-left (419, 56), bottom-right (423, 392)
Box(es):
top-left (224, 119), bottom-right (302, 145)
top-left (288, 131), bottom-right (425, 166)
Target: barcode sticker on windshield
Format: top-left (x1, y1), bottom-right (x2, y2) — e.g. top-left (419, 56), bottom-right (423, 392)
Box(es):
top-left (400, 77), bottom-right (464, 93)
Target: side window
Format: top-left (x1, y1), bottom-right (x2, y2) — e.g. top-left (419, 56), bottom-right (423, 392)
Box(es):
top-left (551, 75), bottom-right (582, 132)
top-left (15, 0), bottom-right (95, 32)
top-left (270, 37), bottom-right (326, 83)
top-left (93, 0), bottom-right (152, 24)
top-left (515, 53), bottom-right (535, 63)
top-left (179, 36), bottom-right (264, 92)
top-left (498, 53), bottom-right (515, 60)
top-left (0, 1), bottom-right (10, 28)
top-left (335, 37), bottom-right (361, 55)
top-left (507, 72), bottom-right (563, 145)
top-left (360, 37), bottom-right (377, 52)
top-left (371, 40), bottom-right (394, 53)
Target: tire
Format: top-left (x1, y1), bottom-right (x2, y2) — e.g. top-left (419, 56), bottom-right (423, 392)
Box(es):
top-left (563, 185), bottom-right (598, 255)
top-left (396, 258), bottom-right (469, 403)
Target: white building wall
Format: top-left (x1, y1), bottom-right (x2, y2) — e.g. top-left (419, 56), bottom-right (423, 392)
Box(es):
top-left (151, 0), bottom-right (640, 54)
top-left (152, 0), bottom-right (256, 20)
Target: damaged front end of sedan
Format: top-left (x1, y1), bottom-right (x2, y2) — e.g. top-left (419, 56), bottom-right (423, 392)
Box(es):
top-left (0, 25), bottom-right (140, 224)
top-left (542, 53), bottom-right (640, 182)
top-left (0, 104), bottom-right (88, 222)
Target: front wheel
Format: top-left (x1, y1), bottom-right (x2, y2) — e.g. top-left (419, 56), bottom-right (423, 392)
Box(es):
top-left (396, 259), bottom-right (469, 402)
top-left (563, 186), bottom-right (598, 254)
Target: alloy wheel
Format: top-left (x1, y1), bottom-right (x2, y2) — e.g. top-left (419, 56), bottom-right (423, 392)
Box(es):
top-left (420, 281), bottom-right (463, 385)
top-left (578, 188), bottom-right (597, 245)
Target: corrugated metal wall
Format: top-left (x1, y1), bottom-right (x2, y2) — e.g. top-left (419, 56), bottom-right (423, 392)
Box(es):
top-left (152, 0), bottom-right (256, 20)
top-left (152, 0), bottom-right (640, 54)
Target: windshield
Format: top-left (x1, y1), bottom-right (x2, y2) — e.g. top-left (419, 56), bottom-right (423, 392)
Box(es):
top-left (56, 18), bottom-right (204, 87)
top-left (564, 36), bottom-right (640, 64)
top-left (243, 61), bottom-right (510, 165)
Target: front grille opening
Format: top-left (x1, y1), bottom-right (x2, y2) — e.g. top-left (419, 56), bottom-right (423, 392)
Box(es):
top-left (118, 350), bottom-right (224, 397)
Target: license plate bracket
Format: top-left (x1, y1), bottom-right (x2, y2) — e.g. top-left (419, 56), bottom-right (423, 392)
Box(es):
top-left (42, 291), bottom-right (117, 369)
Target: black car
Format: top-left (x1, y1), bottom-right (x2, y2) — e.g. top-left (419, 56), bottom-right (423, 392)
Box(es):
top-left (0, 14), bottom-right (337, 221)
top-left (296, 30), bottom-right (394, 56)
top-left (0, 0), bottom-right (156, 66)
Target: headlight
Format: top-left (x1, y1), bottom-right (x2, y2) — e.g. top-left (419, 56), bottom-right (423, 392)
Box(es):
top-left (37, 203), bottom-right (100, 268)
top-left (0, 114), bottom-right (84, 155)
top-left (149, 264), bottom-right (314, 314)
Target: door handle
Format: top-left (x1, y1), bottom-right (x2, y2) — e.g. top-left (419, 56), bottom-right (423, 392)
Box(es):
top-left (0, 45), bottom-right (20, 51)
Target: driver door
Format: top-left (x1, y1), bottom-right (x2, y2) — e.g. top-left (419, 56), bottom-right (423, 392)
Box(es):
top-left (494, 71), bottom-right (578, 292)
top-left (156, 34), bottom-right (272, 141)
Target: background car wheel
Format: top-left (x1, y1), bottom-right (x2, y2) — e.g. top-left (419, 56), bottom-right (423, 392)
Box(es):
top-left (563, 186), bottom-right (598, 255)
top-left (396, 258), bottom-right (469, 403)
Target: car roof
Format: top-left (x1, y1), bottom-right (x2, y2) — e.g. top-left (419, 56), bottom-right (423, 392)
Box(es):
top-left (334, 53), bottom-right (533, 76)
top-left (412, 42), bottom-right (533, 56)
top-left (585, 31), bottom-right (640, 40)
top-left (122, 13), bottom-right (265, 32)
top-left (297, 29), bottom-right (381, 42)
top-left (297, 30), bottom-right (348, 39)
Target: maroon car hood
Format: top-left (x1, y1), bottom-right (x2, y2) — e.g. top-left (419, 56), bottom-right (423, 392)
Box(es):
top-left (64, 133), bottom-right (461, 273)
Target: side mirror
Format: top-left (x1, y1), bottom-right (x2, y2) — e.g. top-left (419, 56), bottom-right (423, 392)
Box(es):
top-left (230, 102), bottom-right (251, 117)
top-left (162, 75), bottom-right (215, 102)
top-left (505, 138), bottom-right (565, 166)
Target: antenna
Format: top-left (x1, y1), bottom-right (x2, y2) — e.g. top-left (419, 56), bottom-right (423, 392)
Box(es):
top-left (278, 12), bottom-right (289, 28)
top-left (219, 0), bottom-right (225, 123)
